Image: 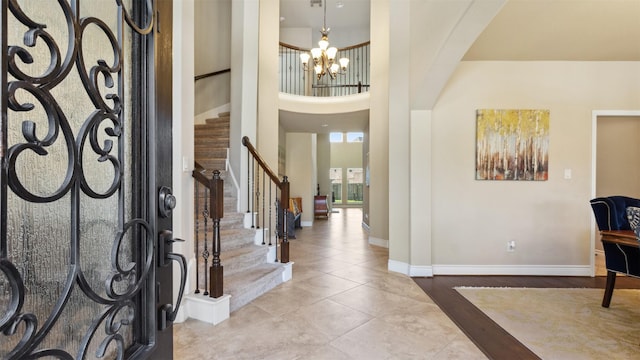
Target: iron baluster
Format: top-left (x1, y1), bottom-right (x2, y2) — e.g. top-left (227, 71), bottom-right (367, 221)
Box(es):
top-left (251, 157), bottom-right (255, 228)
top-left (280, 176), bottom-right (290, 263)
top-left (253, 163), bottom-right (260, 229)
top-left (246, 146), bottom-right (250, 213)
top-left (194, 180), bottom-right (200, 293)
top-left (262, 169), bottom-right (265, 236)
top-left (267, 181), bottom-right (271, 246)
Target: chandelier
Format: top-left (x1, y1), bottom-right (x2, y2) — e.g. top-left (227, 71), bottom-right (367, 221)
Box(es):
top-left (299, 0), bottom-right (349, 80)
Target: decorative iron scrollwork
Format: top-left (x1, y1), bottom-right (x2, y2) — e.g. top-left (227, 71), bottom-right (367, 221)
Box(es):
top-left (1, 0), bottom-right (156, 358)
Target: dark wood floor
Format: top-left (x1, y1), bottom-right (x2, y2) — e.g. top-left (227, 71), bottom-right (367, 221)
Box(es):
top-left (413, 275), bottom-right (640, 360)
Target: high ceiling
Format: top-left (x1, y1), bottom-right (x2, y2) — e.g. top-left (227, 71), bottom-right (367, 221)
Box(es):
top-left (279, 0), bottom-right (640, 133)
top-left (464, 0), bottom-right (640, 61)
top-left (279, 0), bottom-right (370, 30)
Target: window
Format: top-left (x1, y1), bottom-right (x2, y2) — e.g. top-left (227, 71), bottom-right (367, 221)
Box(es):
top-left (346, 132), bottom-right (363, 142)
top-left (330, 168), bottom-right (342, 202)
top-left (330, 132), bottom-right (343, 142)
top-left (347, 168), bottom-right (363, 203)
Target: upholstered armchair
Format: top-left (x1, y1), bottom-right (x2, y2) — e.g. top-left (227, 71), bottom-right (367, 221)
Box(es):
top-left (589, 196), bottom-right (640, 307)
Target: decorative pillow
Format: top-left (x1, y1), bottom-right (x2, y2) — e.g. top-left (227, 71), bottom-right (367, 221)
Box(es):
top-left (289, 198), bottom-right (301, 216)
top-left (626, 206), bottom-right (640, 238)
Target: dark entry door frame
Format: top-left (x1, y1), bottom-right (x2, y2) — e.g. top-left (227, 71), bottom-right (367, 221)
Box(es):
top-left (0, 1), bottom-right (178, 358)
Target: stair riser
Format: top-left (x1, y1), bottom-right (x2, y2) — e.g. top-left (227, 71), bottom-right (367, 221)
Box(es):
top-left (221, 248), bottom-right (269, 277)
top-left (194, 138), bottom-right (229, 146)
top-left (195, 149), bottom-right (227, 158)
top-left (228, 269), bottom-right (283, 313)
top-left (195, 122), bottom-right (230, 129)
top-left (203, 116), bottom-right (230, 123)
top-left (194, 130), bottom-right (230, 138)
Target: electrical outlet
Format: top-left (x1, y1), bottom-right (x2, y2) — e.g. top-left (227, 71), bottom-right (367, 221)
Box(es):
top-left (507, 240), bottom-right (516, 252)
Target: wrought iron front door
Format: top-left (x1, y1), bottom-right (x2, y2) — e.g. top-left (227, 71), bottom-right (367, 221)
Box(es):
top-left (1, 0), bottom-right (178, 359)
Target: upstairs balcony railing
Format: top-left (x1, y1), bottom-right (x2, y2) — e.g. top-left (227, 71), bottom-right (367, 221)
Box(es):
top-left (279, 41), bottom-right (370, 97)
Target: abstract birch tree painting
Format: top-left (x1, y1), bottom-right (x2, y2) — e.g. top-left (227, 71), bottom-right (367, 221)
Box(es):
top-left (476, 109), bottom-right (549, 181)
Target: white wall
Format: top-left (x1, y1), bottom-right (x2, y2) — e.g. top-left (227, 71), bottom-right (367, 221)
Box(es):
top-left (286, 133), bottom-right (317, 224)
top-left (368, 0), bottom-right (390, 248)
top-left (431, 61), bottom-right (640, 274)
top-left (194, 0), bottom-right (231, 115)
top-left (596, 116), bottom-right (640, 199)
top-left (280, 27), bottom-right (312, 48)
top-left (317, 133), bottom-right (331, 196)
top-left (230, 0), bottom-right (259, 213)
top-left (257, 0), bottom-right (280, 168)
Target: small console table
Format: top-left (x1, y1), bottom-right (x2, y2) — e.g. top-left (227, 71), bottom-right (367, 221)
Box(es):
top-left (314, 195), bottom-right (329, 218)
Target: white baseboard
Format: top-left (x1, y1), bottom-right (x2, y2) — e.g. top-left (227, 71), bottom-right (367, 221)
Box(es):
top-left (301, 221), bottom-right (313, 227)
top-left (409, 265), bottom-right (433, 277)
top-left (387, 260), bottom-right (433, 277)
top-left (369, 236), bottom-right (389, 248)
top-left (431, 264), bottom-right (592, 276)
top-left (388, 259), bottom-right (409, 275)
top-left (387, 260), bottom-right (590, 277)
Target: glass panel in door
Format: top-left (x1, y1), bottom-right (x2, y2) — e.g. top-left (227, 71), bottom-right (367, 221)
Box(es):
top-left (1, 1), bottom-right (160, 358)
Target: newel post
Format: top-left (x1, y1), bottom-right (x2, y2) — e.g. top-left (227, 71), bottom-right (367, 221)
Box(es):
top-left (209, 170), bottom-right (224, 298)
top-left (280, 176), bottom-right (290, 263)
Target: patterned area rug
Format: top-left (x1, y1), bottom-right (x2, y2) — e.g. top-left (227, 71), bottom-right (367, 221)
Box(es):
top-left (456, 287), bottom-right (640, 360)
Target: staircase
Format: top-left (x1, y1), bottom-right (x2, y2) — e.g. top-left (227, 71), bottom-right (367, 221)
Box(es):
top-left (194, 113), bottom-right (285, 313)
top-left (194, 112), bottom-right (230, 171)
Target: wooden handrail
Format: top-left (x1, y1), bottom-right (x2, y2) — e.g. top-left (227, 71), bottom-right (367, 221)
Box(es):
top-left (195, 68), bottom-right (231, 82)
top-left (242, 136), bottom-right (282, 187)
top-left (242, 136), bottom-right (290, 263)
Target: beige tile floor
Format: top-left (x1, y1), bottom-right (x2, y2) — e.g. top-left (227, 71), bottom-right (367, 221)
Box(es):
top-left (174, 208), bottom-right (486, 359)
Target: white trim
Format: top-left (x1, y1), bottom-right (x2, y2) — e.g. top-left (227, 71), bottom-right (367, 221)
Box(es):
top-left (388, 259), bottom-right (409, 275)
top-left (279, 92), bottom-right (370, 115)
top-left (301, 220), bottom-right (313, 227)
top-left (432, 264), bottom-right (591, 276)
top-left (225, 150), bottom-right (241, 212)
top-left (590, 110), bottom-right (640, 278)
top-left (282, 262), bottom-right (294, 282)
top-left (361, 222), bottom-right (370, 231)
top-left (369, 236), bottom-right (389, 248)
top-left (409, 265), bottom-right (433, 277)
top-left (388, 260), bottom-right (434, 277)
top-left (184, 293), bottom-right (230, 325)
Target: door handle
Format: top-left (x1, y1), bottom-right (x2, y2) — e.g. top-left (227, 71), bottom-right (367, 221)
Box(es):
top-left (158, 230), bottom-right (187, 330)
